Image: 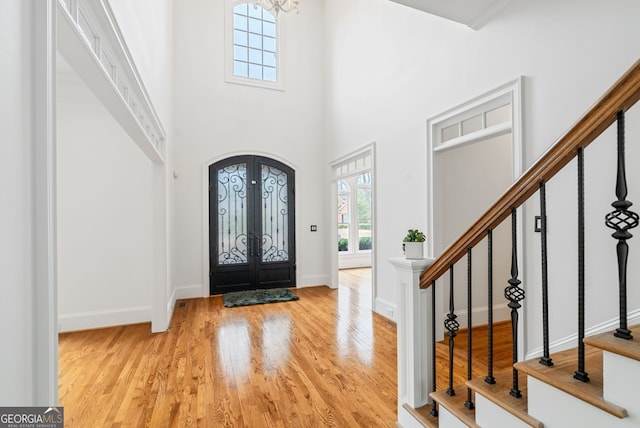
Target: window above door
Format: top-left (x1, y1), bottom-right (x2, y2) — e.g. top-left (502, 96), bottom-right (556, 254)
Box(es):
top-left (225, 0), bottom-right (285, 90)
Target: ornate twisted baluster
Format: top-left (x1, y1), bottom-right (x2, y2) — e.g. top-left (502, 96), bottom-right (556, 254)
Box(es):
top-left (505, 208), bottom-right (524, 398)
top-left (445, 265), bottom-right (459, 396)
top-left (605, 111), bottom-right (639, 340)
top-left (465, 249), bottom-right (474, 410)
top-left (575, 148), bottom-right (589, 381)
top-left (539, 181), bottom-right (553, 367)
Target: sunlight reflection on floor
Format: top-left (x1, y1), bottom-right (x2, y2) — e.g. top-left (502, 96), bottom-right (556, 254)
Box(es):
top-left (337, 268), bottom-right (374, 364)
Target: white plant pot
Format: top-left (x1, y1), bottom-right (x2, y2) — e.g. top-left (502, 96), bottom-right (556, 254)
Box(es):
top-left (403, 241), bottom-right (424, 260)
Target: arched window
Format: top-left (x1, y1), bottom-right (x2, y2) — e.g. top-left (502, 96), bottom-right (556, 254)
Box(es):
top-left (227, 1), bottom-right (282, 89)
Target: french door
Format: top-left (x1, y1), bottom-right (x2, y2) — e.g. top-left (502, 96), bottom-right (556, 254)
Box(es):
top-left (209, 155), bottom-right (296, 294)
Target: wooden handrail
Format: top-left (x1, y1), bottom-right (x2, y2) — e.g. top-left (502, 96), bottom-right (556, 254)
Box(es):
top-left (420, 59), bottom-right (640, 289)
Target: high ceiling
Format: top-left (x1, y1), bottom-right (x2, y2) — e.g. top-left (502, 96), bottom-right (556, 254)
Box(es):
top-left (389, 0), bottom-right (512, 30)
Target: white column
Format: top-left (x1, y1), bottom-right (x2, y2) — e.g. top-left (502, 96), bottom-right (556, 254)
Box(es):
top-left (390, 257), bottom-right (435, 413)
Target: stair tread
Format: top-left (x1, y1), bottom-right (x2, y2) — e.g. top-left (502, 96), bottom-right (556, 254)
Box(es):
top-left (467, 370), bottom-right (543, 428)
top-left (402, 403), bottom-right (439, 428)
top-left (514, 345), bottom-right (628, 419)
top-left (431, 386), bottom-right (479, 428)
top-left (583, 324), bottom-right (640, 361)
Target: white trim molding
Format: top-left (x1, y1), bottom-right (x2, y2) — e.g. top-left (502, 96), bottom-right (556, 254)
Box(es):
top-left (525, 308), bottom-right (640, 360)
top-left (35, 0), bottom-right (59, 406)
top-left (329, 142), bottom-right (377, 308)
top-left (57, 0), bottom-right (167, 161)
top-left (427, 77), bottom-right (525, 359)
top-left (59, 306), bottom-right (152, 333)
top-left (176, 284), bottom-right (205, 300)
top-left (298, 275), bottom-right (331, 288)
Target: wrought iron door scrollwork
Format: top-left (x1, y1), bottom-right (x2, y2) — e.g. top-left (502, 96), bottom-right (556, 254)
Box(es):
top-left (218, 164), bottom-right (248, 265)
top-left (262, 165), bottom-right (289, 262)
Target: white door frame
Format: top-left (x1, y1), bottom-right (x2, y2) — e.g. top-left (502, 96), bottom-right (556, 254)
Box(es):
top-left (34, 0), bottom-right (58, 404)
top-left (426, 78), bottom-right (525, 357)
top-left (329, 143), bottom-right (376, 305)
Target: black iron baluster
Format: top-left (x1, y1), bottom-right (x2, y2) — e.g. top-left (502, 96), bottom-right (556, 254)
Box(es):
top-left (465, 249), bottom-right (474, 410)
top-left (485, 229), bottom-right (496, 384)
top-left (505, 208), bottom-right (524, 398)
top-left (605, 110), bottom-right (639, 340)
top-left (445, 265), bottom-right (459, 396)
top-left (575, 148), bottom-right (589, 382)
top-left (539, 181), bottom-right (553, 367)
top-left (430, 280), bottom-right (438, 417)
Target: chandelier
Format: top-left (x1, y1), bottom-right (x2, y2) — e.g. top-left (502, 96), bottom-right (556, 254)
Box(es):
top-left (254, 0), bottom-right (300, 17)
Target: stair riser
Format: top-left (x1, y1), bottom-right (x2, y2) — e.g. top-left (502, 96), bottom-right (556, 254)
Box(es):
top-left (603, 351), bottom-right (640, 423)
top-left (474, 394), bottom-right (531, 428)
top-left (527, 376), bottom-right (635, 427)
top-left (398, 406), bottom-right (430, 428)
top-left (439, 406), bottom-right (470, 428)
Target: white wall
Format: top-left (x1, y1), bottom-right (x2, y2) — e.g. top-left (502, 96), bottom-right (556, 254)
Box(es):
top-left (172, 0), bottom-right (327, 295)
top-left (0, 0), bottom-right (36, 405)
top-left (57, 72), bottom-right (155, 331)
top-left (437, 134), bottom-right (513, 327)
top-left (107, 0), bottom-right (174, 131)
top-left (324, 0), bottom-right (640, 350)
top-left (107, 0), bottom-right (175, 326)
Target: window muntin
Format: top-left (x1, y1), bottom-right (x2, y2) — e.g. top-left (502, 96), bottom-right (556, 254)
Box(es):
top-left (232, 3), bottom-right (277, 83)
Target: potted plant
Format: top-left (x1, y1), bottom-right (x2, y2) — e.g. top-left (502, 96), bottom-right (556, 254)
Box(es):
top-left (403, 229), bottom-right (426, 259)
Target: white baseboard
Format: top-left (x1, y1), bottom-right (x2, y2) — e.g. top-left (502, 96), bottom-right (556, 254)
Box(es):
top-left (375, 297), bottom-right (397, 322)
top-left (176, 283), bottom-right (204, 299)
top-left (455, 304), bottom-right (511, 330)
top-left (338, 253), bottom-right (372, 269)
top-left (525, 308), bottom-right (640, 359)
top-left (297, 275), bottom-right (330, 288)
top-left (59, 306), bottom-right (151, 333)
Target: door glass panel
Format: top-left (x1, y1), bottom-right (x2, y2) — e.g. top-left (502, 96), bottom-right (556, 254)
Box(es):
top-left (357, 173), bottom-right (372, 251)
top-left (261, 164), bottom-right (288, 262)
top-left (218, 163), bottom-right (247, 264)
top-left (337, 180), bottom-right (350, 252)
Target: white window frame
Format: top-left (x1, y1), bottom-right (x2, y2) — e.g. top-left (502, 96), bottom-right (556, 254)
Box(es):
top-left (225, 0), bottom-right (286, 91)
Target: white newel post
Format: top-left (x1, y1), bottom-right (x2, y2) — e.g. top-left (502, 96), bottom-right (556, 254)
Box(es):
top-left (390, 257), bottom-right (435, 425)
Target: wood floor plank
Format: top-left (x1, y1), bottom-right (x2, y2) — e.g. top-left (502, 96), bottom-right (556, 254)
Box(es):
top-left (59, 268), bottom-right (397, 427)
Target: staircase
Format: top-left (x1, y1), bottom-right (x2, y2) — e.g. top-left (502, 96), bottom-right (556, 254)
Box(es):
top-left (416, 325), bottom-right (640, 427)
top-left (392, 59), bottom-right (640, 428)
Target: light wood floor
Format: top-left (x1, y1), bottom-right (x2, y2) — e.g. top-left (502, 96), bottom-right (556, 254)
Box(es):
top-left (59, 268), bottom-right (398, 427)
top-left (435, 320), bottom-right (513, 391)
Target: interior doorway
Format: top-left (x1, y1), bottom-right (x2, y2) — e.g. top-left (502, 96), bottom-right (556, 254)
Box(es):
top-left (330, 144), bottom-right (376, 313)
top-left (209, 155), bottom-right (296, 294)
top-left (427, 78), bottom-right (524, 338)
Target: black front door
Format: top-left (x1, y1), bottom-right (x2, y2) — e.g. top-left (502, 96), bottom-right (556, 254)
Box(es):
top-left (209, 155), bottom-right (296, 294)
